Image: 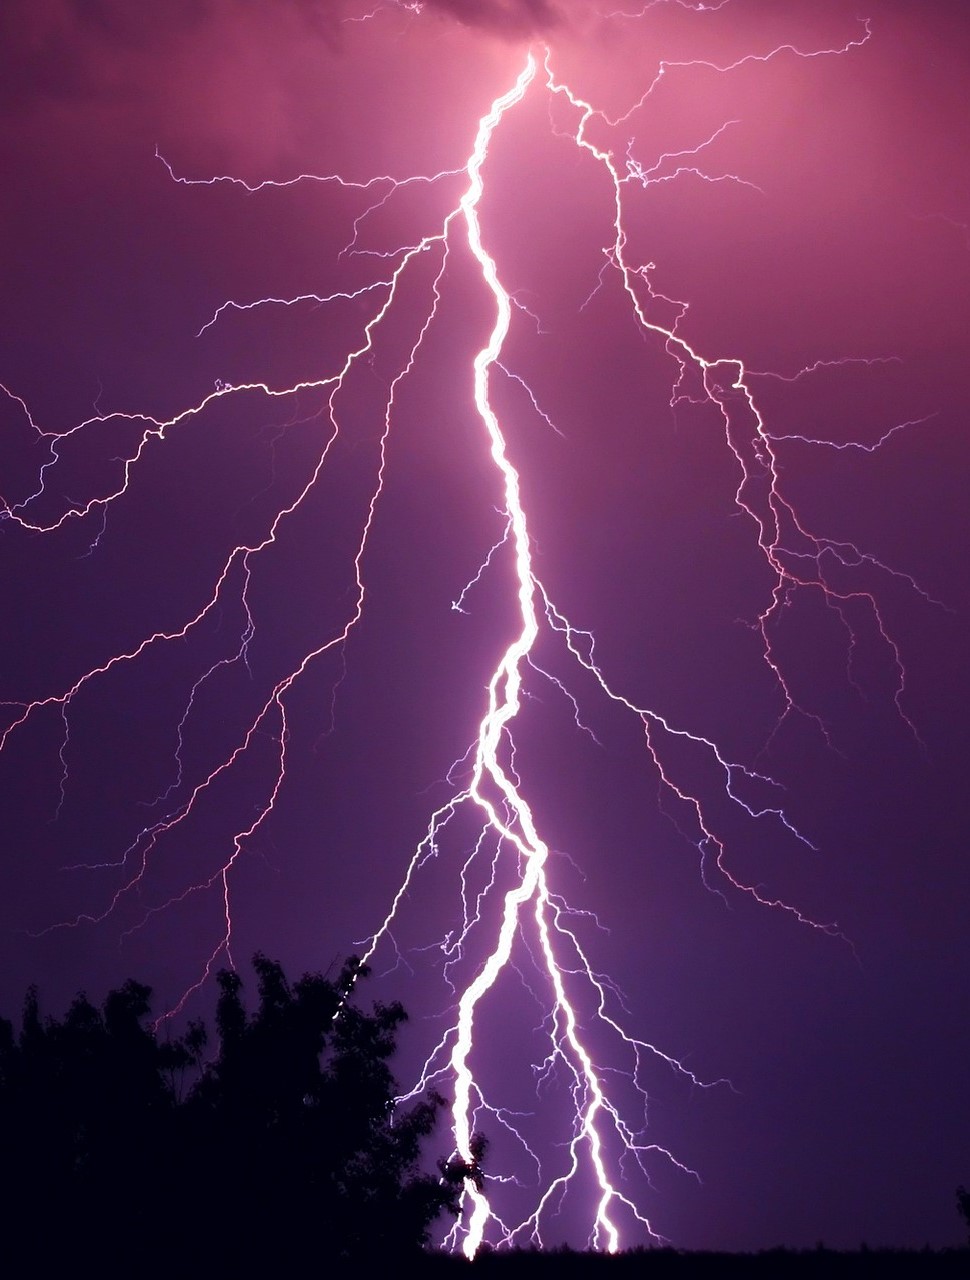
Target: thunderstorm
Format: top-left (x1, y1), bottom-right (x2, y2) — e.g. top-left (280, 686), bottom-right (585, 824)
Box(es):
top-left (1, 0), bottom-right (967, 1256)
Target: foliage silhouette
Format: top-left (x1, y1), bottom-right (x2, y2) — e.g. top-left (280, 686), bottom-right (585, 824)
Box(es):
top-left (0, 955), bottom-right (476, 1268)
top-left (957, 1186), bottom-right (970, 1244)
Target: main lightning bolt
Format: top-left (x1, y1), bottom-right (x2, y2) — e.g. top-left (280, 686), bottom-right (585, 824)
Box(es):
top-left (363, 55), bottom-right (655, 1255)
top-left (0, 6), bottom-right (938, 1257)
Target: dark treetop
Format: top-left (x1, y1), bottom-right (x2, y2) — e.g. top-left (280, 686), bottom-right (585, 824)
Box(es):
top-left (0, 954), bottom-right (477, 1270)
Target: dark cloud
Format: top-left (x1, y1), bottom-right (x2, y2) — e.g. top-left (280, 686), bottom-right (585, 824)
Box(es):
top-left (0, 0), bottom-right (561, 115)
top-left (419, 0), bottom-right (564, 35)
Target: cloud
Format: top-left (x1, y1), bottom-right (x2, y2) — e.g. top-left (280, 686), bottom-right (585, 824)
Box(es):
top-left (419, 0), bottom-right (564, 35)
top-left (0, 0), bottom-right (569, 125)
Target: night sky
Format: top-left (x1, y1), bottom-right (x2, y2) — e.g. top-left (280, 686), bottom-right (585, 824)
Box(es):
top-left (1, 0), bottom-right (968, 1256)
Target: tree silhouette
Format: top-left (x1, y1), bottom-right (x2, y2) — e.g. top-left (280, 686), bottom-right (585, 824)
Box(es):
top-left (0, 956), bottom-right (475, 1268)
top-left (957, 1186), bottom-right (970, 1245)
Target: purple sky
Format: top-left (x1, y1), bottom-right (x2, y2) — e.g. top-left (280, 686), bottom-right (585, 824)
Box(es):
top-left (1, 0), bottom-right (968, 1255)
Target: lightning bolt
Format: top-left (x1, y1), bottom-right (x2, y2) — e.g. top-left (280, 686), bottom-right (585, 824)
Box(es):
top-left (0, 4), bottom-right (939, 1257)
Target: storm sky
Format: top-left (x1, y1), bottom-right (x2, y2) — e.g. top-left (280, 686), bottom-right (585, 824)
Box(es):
top-left (1, 0), bottom-right (968, 1255)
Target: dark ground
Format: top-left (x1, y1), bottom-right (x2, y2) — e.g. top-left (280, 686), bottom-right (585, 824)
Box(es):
top-left (427, 1247), bottom-right (969, 1278)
